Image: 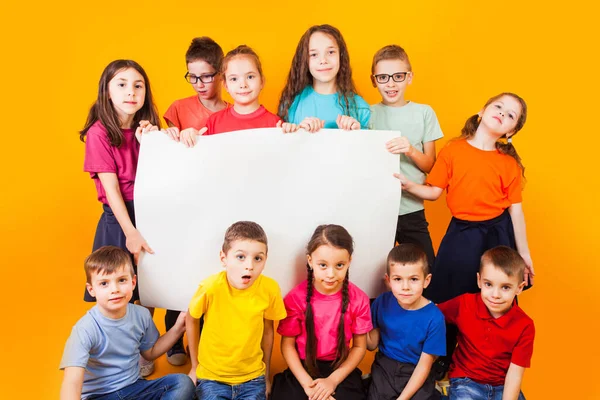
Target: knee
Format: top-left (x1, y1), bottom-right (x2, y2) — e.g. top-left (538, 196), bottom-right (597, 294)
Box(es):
top-left (172, 374), bottom-right (196, 397)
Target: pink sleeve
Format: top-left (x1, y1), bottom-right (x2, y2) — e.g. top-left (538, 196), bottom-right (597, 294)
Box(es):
top-left (83, 124), bottom-right (116, 176)
top-left (277, 289), bottom-right (304, 337)
top-left (437, 295), bottom-right (461, 324)
top-left (163, 101), bottom-right (182, 130)
top-left (511, 321), bottom-right (535, 368)
top-left (350, 288), bottom-right (373, 335)
top-left (425, 144), bottom-right (451, 189)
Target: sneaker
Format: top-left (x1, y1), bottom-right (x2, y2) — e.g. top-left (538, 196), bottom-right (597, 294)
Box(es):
top-left (140, 356), bottom-right (155, 377)
top-left (167, 338), bottom-right (188, 366)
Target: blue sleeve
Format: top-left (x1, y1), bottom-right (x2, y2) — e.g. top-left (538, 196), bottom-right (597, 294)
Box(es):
top-left (423, 309), bottom-right (447, 357)
top-left (139, 307), bottom-right (160, 351)
top-left (59, 322), bottom-right (95, 369)
top-left (287, 95), bottom-right (301, 124)
top-left (354, 95), bottom-right (371, 129)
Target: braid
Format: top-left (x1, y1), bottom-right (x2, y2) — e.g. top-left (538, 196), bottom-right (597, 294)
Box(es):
top-left (332, 272), bottom-right (350, 370)
top-left (496, 141), bottom-right (526, 179)
top-left (304, 267), bottom-right (319, 378)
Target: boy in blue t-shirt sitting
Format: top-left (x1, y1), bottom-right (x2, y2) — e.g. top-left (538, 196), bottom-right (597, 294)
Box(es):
top-left (59, 246), bottom-right (195, 400)
top-left (367, 243), bottom-right (446, 400)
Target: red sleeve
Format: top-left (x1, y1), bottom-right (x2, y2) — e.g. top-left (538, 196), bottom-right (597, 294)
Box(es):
top-left (425, 143), bottom-right (452, 189)
top-left (277, 289), bottom-right (304, 337)
top-left (437, 295), bottom-right (462, 325)
top-left (204, 113), bottom-right (216, 136)
top-left (163, 101), bottom-right (181, 130)
top-left (83, 123), bottom-right (116, 177)
top-left (511, 320), bottom-right (535, 368)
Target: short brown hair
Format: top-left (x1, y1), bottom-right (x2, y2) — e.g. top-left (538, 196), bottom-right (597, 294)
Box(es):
top-left (185, 37), bottom-right (224, 71)
top-left (387, 243), bottom-right (428, 276)
top-left (84, 246), bottom-right (134, 284)
top-left (371, 45), bottom-right (412, 75)
top-left (221, 45), bottom-right (264, 78)
top-left (222, 221), bottom-right (268, 254)
top-left (480, 246), bottom-right (526, 281)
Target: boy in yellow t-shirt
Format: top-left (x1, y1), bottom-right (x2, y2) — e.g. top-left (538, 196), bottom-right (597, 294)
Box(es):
top-left (186, 221), bottom-right (286, 400)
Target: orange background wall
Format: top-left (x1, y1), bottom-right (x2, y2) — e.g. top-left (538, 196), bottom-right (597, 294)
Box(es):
top-left (1, 0), bottom-right (598, 398)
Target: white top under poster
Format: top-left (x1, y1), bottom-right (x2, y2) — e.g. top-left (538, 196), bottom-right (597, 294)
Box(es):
top-left (135, 128), bottom-right (401, 311)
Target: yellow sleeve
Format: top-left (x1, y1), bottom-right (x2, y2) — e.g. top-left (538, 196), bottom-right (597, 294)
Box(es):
top-left (264, 279), bottom-right (287, 321)
top-left (188, 273), bottom-right (220, 319)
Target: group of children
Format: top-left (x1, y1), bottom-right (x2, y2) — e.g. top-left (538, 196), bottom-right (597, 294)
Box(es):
top-left (60, 23), bottom-right (536, 400)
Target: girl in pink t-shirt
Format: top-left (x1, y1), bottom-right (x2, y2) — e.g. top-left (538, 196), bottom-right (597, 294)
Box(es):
top-left (80, 59), bottom-right (160, 305)
top-left (271, 225), bottom-right (372, 400)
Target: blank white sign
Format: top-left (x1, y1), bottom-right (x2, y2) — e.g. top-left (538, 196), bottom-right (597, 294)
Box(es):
top-left (135, 128), bottom-right (401, 310)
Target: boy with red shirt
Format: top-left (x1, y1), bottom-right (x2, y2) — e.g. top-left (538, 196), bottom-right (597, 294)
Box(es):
top-left (438, 246), bottom-right (534, 400)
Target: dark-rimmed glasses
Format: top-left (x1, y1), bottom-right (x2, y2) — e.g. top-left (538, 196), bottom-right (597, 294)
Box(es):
top-left (372, 72), bottom-right (410, 84)
top-left (184, 72), bottom-right (217, 84)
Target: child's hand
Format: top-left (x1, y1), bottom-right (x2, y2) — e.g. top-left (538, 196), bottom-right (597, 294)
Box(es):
top-left (386, 137), bottom-right (413, 155)
top-left (173, 311), bottom-right (187, 333)
top-left (336, 114), bottom-right (360, 130)
top-left (309, 377), bottom-right (337, 400)
top-left (265, 375), bottom-right (272, 398)
top-left (187, 367), bottom-right (197, 386)
top-left (521, 253), bottom-right (535, 286)
top-left (299, 117), bottom-right (325, 133)
top-left (393, 172), bottom-right (416, 191)
top-left (163, 127), bottom-right (180, 142)
top-left (135, 120), bottom-right (159, 137)
top-left (180, 127), bottom-right (208, 148)
top-left (277, 120), bottom-right (301, 133)
top-left (125, 228), bottom-right (154, 265)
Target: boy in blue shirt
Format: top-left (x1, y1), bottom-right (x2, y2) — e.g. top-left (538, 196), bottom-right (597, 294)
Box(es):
top-left (59, 246), bottom-right (195, 400)
top-left (367, 244), bottom-right (446, 400)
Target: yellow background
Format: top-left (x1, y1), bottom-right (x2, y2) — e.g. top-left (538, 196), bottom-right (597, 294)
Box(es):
top-left (1, 0), bottom-right (598, 398)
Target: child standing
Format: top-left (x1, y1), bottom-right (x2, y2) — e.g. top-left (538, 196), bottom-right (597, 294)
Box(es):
top-left (80, 59), bottom-right (159, 376)
top-left (180, 45), bottom-right (281, 146)
top-left (438, 246), bottom-right (535, 400)
top-left (271, 225), bottom-right (372, 400)
top-left (186, 221), bottom-right (286, 400)
top-left (369, 45), bottom-right (443, 267)
top-left (59, 246), bottom-right (195, 400)
top-left (163, 37), bottom-right (229, 142)
top-left (277, 24), bottom-right (370, 133)
top-left (367, 244), bottom-right (446, 400)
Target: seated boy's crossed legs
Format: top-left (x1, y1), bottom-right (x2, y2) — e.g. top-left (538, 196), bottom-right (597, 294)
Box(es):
top-left (196, 376), bottom-right (266, 400)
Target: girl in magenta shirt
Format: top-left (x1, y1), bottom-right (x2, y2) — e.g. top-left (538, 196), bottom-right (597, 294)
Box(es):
top-left (271, 225), bottom-right (372, 400)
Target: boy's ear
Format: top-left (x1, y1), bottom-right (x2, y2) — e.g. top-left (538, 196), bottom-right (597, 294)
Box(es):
top-left (220, 250), bottom-right (227, 267)
top-left (370, 75), bottom-right (377, 88)
top-left (476, 272), bottom-right (482, 289)
top-left (407, 71), bottom-right (414, 85)
top-left (86, 283), bottom-right (95, 298)
top-left (515, 279), bottom-right (526, 295)
top-left (131, 274), bottom-right (137, 290)
top-left (423, 273), bottom-right (432, 288)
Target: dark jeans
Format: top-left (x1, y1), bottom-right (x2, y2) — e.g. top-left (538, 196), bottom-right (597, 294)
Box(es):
top-left (395, 210), bottom-right (435, 271)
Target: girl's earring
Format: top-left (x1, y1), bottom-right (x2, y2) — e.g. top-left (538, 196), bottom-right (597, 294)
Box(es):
top-left (507, 137), bottom-right (513, 144)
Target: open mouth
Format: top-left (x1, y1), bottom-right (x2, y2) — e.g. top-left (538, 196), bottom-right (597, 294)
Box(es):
top-left (386, 91), bottom-right (398, 97)
top-left (241, 275), bottom-right (252, 283)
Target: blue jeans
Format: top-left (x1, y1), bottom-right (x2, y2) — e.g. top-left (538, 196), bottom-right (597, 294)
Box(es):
top-left (89, 374), bottom-right (195, 399)
top-left (196, 375), bottom-right (266, 400)
top-left (448, 377), bottom-right (526, 400)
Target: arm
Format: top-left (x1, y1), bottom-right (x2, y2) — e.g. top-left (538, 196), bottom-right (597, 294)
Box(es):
top-left (397, 353), bottom-right (437, 400)
top-left (366, 328), bottom-right (380, 351)
top-left (98, 173), bottom-right (153, 264)
top-left (261, 319), bottom-right (275, 397)
top-left (502, 363), bottom-right (526, 400)
top-left (140, 311), bottom-right (186, 361)
top-left (394, 173), bottom-right (444, 201)
top-left (508, 203), bottom-right (534, 285)
top-left (186, 311), bottom-right (200, 383)
top-left (386, 140), bottom-right (437, 173)
top-left (60, 367), bottom-right (84, 400)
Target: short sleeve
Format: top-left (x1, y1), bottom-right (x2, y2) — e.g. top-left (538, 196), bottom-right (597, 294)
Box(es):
top-left (511, 321), bottom-right (535, 368)
top-left (204, 113), bottom-right (217, 136)
top-left (84, 125), bottom-right (116, 176)
top-left (287, 95), bottom-right (301, 124)
top-left (188, 281), bottom-right (211, 319)
top-left (422, 309), bottom-right (447, 357)
top-left (59, 324), bottom-right (94, 370)
top-left (139, 308), bottom-right (160, 351)
top-left (163, 101), bottom-right (182, 130)
top-left (370, 294), bottom-right (382, 329)
top-left (277, 290), bottom-right (304, 337)
top-left (505, 162), bottom-right (523, 204)
top-left (437, 295), bottom-right (461, 325)
top-left (425, 143), bottom-right (452, 189)
top-left (265, 281), bottom-right (287, 321)
top-left (423, 106), bottom-right (444, 143)
top-left (351, 289), bottom-right (373, 335)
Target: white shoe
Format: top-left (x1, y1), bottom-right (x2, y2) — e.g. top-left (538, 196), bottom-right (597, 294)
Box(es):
top-left (140, 356), bottom-right (155, 377)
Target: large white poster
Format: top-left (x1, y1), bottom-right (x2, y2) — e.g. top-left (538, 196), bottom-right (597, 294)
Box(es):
top-left (135, 128), bottom-right (401, 310)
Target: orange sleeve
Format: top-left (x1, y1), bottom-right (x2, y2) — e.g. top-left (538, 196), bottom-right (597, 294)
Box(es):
top-left (505, 160), bottom-right (523, 204)
top-left (426, 143), bottom-right (452, 189)
top-left (163, 101), bottom-right (181, 130)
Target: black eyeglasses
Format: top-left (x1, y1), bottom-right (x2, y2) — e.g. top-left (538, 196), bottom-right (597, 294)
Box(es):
top-left (184, 72), bottom-right (217, 84)
top-left (372, 72), bottom-right (410, 84)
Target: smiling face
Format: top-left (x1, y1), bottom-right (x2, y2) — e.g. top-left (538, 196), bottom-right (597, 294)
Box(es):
top-left (479, 95), bottom-right (523, 138)
top-left (221, 239), bottom-right (267, 290)
top-left (108, 68), bottom-right (146, 127)
top-left (308, 31), bottom-right (340, 90)
top-left (372, 58), bottom-right (413, 107)
top-left (86, 265), bottom-right (136, 319)
top-left (477, 262), bottom-right (525, 318)
top-left (308, 244), bottom-right (351, 295)
top-left (386, 261), bottom-right (431, 310)
top-left (223, 55), bottom-right (263, 112)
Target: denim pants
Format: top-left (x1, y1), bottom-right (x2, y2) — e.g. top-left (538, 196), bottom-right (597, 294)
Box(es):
top-left (448, 377), bottom-right (526, 400)
top-left (196, 375), bottom-right (266, 400)
top-left (88, 374), bottom-right (195, 399)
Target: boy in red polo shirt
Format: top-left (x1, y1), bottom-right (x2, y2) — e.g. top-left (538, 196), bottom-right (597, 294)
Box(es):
top-left (438, 246), bottom-right (534, 400)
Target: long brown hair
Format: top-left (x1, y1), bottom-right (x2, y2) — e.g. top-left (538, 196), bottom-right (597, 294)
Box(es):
top-left (79, 60), bottom-right (160, 147)
top-left (304, 224), bottom-right (354, 377)
top-left (277, 24), bottom-right (360, 122)
top-left (460, 92), bottom-right (527, 176)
